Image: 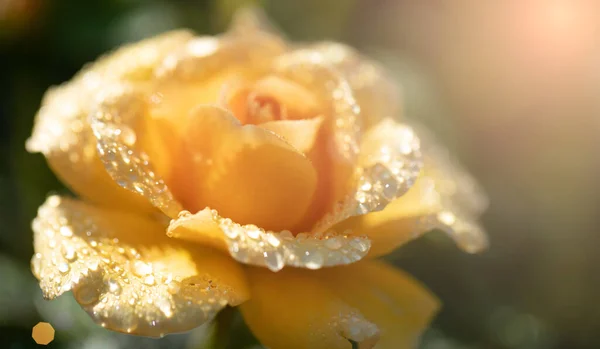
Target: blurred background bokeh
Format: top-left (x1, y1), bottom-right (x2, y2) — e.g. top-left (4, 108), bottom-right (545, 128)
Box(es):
top-left (1, 0), bottom-right (599, 348)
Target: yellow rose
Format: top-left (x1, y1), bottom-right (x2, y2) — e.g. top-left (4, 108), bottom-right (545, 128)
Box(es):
top-left (27, 9), bottom-right (488, 349)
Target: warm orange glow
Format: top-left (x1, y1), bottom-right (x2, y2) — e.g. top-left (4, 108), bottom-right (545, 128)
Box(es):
top-left (32, 322), bottom-right (55, 345)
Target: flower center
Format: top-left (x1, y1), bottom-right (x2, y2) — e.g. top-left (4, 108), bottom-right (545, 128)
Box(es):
top-left (222, 75), bottom-right (321, 125)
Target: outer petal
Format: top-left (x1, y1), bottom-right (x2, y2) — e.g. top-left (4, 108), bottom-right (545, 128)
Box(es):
top-left (297, 42), bottom-right (401, 129)
top-left (317, 261), bottom-right (441, 349)
top-left (26, 30), bottom-right (193, 214)
top-left (412, 124), bottom-right (489, 253)
top-left (313, 118), bottom-right (423, 234)
top-left (239, 267), bottom-right (380, 349)
top-left (167, 208), bottom-right (370, 272)
top-left (31, 196), bottom-right (249, 337)
top-left (334, 124), bottom-right (489, 256)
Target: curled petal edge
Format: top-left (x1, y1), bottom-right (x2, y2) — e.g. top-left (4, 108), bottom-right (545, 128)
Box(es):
top-left (89, 84), bottom-right (183, 218)
top-left (167, 208), bottom-right (371, 272)
top-left (31, 196), bottom-right (249, 337)
top-left (313, 118), bottom-right (423, 234)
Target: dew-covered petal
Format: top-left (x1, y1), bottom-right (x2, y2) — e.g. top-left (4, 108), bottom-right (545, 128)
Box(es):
top-left (154, 30), bottom-right (286, 86)
top-left (179, 106), bottom-right (318, 232)
top-left (259, 117), bottom-right (324, 153)
top-left (90, 85), bottom-right (183, 218)
top-left (332, 177), bottom-right (440, 257)
top-left (31, 196), bottom-right (249, 337)
top-left (274, 51), bottom-right (361, 165)
top-left (26, 31), bottom-right (193, 214)
top-left (239, 267), bottom-right (380, 349)
top-left (316, 261), bottom-right (440, 349)
top-left (296, 42), bottom-right (400, 129)
top-left (167, 208), bottom-right (371, 272)
top-left (313, 118), bottom-right (423, 234)
top-left (334, 124), bottom-right (488, 256)
top-left (412, 125), bottom-right (489, 253)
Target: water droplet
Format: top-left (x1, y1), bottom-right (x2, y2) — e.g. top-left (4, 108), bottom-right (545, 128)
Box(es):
top-left (266, 234), bottom-right (281, 247)
top-left (156, 298), bottom-right (173, 317)
top-left (349, 238), bottom-right (369, 252)
top-left (167, 281), bottom-right (181, 294)
top-left (133, 182), bottom-right (145, 194)
top-left (107, 278), bottom-right (121, 294)
top-left (223, 225), bottom-right (239, 239)
top-left (263, 250), bottom-right (284, 271)
top-left (58, 262), bottom-right (70, 274)
top-left (118, 126), bottom-right (137, 146)
top-left (246, 227), bottom-right (261, 240)
top-left (75, 284), bottom-right (100, 305)
top-left (324, 237), bottom-right (343, 250)
top-left (61, 245), bottom-right (77, 261)
top-left (31, 255), bottom-right (42, 274)
top-left (381, 178), bottom-right (398, 201)
top-left (48, 239), bottom-right (57, 248)
top-left (59, 226), bottom-right (73, 237)
top-left (133, 261), bottom-right (152, 276)
top-left (143, 275), bottom-right (155, 286)
top-left (301, 251), bottom-right (324, 269)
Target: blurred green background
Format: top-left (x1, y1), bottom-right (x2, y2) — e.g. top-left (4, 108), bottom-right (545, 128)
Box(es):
top-left (1, 0), bottom-right (599, 348)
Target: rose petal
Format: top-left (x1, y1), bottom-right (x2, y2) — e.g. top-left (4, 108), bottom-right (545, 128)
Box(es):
top-left (26, 31), bottom-right (192, 214)
top-left (316, 261), bottom-right (441, 349)
top-left (332, 124), bottom-right (489, 256)
top-left (299, 42), bottom-right (401, 129)
top-left (180, 106), bottom-right (318, 232)
top-left (259, 117), bottom-right (324, 153)
top-left (332, 177), bottom-right (440, 257)
top-left (90, 85), bottom-right (183, 218)
top-left (31, 196), bottom-right (249, 337)
top-left (273, 52), bottom-right (362, 230)
top-left (239, 266), bottom-right (380, 349)
top-left (411, 124), bottom-right (489, 253)
top-left (313, 119), bottom-right (423, 234)
top-left (167, 208), bottom-right (371, 272)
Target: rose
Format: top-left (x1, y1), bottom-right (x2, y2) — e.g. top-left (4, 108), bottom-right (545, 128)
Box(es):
top-left (27, 8), bottom-right (488, 349)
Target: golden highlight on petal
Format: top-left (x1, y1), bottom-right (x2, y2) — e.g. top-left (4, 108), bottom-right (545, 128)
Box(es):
top-left (317, 261), bottom-right (441, 349)
top-left (167, 208), bottom-right (371, 272)
top-left (179, 106), bottom-right (318, 232)
top-left (240, 267), bottom-right (380, 349)
top-left (32, 196), bottom-right (249, 336)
